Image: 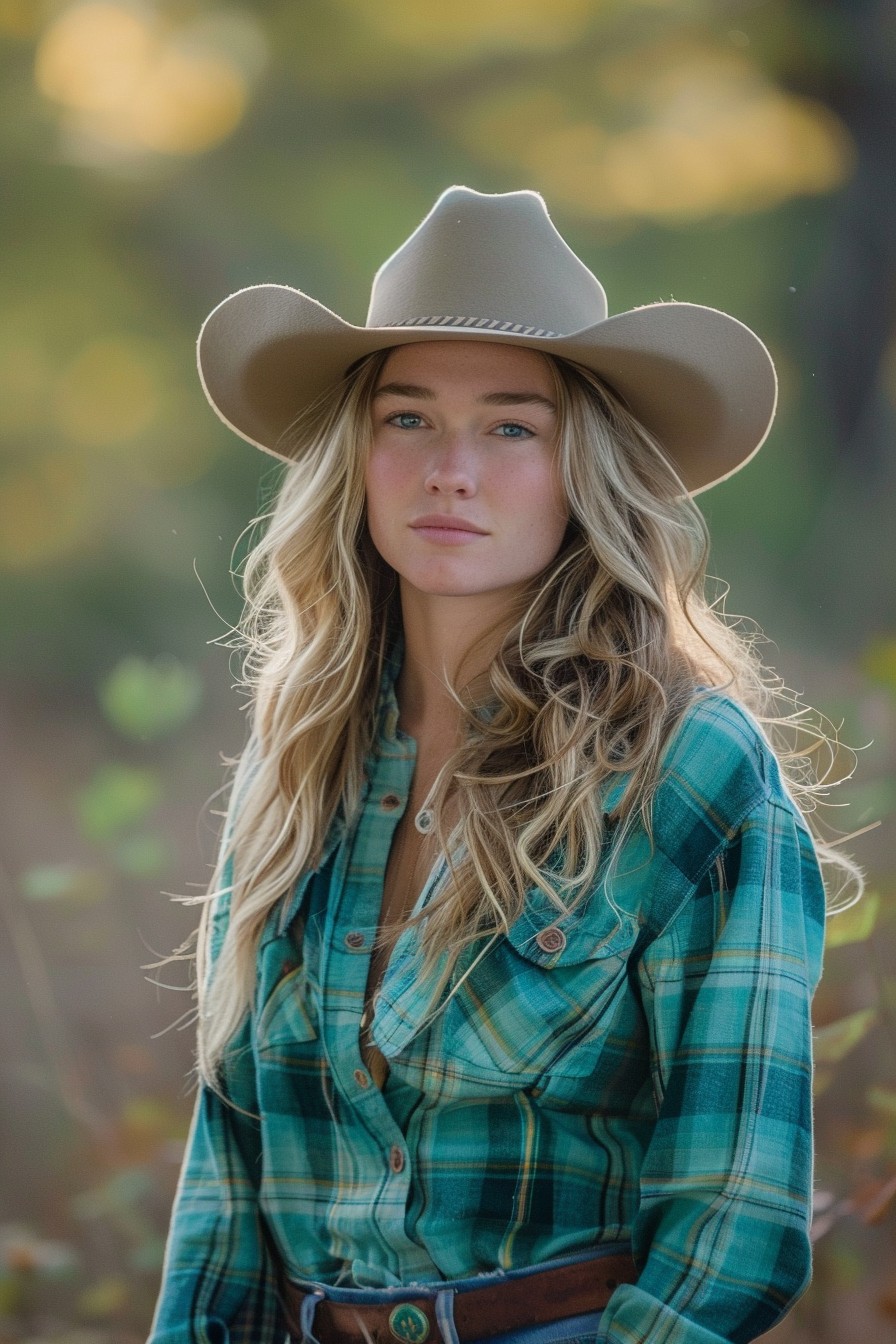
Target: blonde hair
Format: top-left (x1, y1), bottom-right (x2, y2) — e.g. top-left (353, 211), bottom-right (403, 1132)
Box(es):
top-left (193, 347), bottom-right (860, 1084)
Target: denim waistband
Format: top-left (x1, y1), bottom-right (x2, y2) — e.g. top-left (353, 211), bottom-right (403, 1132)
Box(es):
top-left (288, 1240), bottom-right (632, 1305)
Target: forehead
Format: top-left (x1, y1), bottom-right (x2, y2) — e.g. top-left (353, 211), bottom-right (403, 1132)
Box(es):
top-left (376, 339), bottom-right (554, 393)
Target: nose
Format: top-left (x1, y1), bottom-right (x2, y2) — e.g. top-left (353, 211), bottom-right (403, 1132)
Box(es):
top-left (423, 432), bottom-right (477, 496)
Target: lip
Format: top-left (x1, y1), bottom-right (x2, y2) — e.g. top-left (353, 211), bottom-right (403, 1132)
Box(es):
top-left (410, 514), bottom-right (489, 543)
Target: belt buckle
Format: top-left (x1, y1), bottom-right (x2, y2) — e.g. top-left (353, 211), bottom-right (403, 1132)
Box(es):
top-left (388, 1303), bottom-right (431, 1342)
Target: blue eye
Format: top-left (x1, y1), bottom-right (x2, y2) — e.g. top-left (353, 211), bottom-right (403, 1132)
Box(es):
top-left (388, 412), bottom-right (424, 429)
top-left (495, 422), bottom-right (532, 438)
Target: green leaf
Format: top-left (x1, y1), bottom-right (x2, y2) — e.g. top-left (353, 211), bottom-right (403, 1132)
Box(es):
top-left (825, 891), bottom-right (881, 948)
top-left (867, 1085), bottom-right (896, 1119)
top-left (813, 1007), bottom-right (877, 1065)
top-left (19, 862), bottom-right (110, 905)
top-left (98, 655), bottom-right (202, 741)
top-left (112, 831), bottom-right (171, 878)
top-left (75, 765), bottom-right (162, 843)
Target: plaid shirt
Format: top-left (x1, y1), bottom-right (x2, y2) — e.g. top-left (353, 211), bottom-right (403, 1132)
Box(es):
top-left (150, 665), bottom-right (825, 1344)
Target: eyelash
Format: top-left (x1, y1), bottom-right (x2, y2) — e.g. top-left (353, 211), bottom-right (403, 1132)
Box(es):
top-left (384, 413), bottom-right (534, 438)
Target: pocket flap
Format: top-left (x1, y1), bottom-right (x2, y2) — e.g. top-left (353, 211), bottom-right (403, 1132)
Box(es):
top-left (505, 883), bottom-right (636, 969)
top-left (255, 963), bottom-right (319, 1048)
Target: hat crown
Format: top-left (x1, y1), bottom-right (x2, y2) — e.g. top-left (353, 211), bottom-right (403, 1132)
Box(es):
top-left (366, 186), bottom-right (608, 336)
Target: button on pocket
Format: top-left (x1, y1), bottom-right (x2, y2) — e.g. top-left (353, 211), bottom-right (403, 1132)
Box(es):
top-left (439, 890), bottom-right (636, 1083)
top-left (535, 926), bottom-right (566, 954)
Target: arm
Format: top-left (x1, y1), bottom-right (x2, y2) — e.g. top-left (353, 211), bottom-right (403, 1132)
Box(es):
top-left (149, 863), bottom-right (286, 1343)
top-left (597, 796), bottom-right (826, 1344)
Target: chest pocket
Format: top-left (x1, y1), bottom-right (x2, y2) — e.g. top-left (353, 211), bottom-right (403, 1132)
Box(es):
top-left (255, 961), bottom-right (319, 1057)
top-left (438, 888), bottom-right (638, 1083)
top-left (254, 904), bottom-right (320, 1058)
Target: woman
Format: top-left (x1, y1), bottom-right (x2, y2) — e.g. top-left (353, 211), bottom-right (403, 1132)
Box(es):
top-left (150, 187), bottom-right (857, 1344)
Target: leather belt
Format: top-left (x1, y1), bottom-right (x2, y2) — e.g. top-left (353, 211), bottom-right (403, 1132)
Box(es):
top-left (280, 1250), bottom-right (637, 1344)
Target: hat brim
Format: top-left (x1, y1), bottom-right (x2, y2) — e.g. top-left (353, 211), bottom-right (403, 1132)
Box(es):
top-left (197, 284), bottom-right (777, 495)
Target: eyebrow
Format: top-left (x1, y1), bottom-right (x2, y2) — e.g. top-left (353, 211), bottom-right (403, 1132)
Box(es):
top-left (372, 382), bottom-right (556, 412)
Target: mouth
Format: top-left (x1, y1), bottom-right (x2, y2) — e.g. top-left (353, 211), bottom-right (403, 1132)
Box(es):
top-left (410, 514), bottom-right (489, 543)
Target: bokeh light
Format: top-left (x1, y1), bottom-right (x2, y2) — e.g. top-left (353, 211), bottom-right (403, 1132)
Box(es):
top-left (0, 451), bottom-right (92, 568)
top-left (335, 0), bottom-right (593, 55)
top-left (34, 1), bottom-right (263, 158)
top-left (449, 39), bottom-right (853, 222)
top-left (52, 337), bottom-right (160, 447)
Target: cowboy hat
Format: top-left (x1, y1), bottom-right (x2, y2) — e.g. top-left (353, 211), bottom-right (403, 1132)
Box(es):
top-left (197, 185), bottom-right (777, 494)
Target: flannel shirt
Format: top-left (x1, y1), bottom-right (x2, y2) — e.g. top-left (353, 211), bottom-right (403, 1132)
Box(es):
top-left (150, 659), bottom-right (826, 1344)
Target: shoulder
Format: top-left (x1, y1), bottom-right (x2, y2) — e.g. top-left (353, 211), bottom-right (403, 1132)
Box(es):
top-left (648, 690), bottom-right (791, 881)
top-left (660, 691), bottom-right (779, 812)
top-left (599, 691), bottom-right (811, 939)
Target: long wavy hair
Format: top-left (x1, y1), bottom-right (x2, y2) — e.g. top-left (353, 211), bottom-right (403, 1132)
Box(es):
top-left (193, 346), bottom-right (861, 1085)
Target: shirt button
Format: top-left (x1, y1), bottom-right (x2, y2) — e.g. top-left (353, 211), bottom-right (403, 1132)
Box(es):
top-left (380, 792), bottom-right (402, 811)
top-left (389, 1145), bottom-right (405, 1174)
top-left (536, 926), bottom-right (566, 954)
top-left (344, 931), bottom-right (366, 950)
top-left (353, 1068), bottom-right (370, 1089)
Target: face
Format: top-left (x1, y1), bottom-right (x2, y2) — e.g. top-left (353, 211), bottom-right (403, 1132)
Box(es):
top-left (365, 341), bottom-right (568, 606)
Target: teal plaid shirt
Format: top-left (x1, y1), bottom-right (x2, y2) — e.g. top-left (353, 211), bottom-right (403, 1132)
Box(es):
top-left (150, 665), bottom-right (826, 1344)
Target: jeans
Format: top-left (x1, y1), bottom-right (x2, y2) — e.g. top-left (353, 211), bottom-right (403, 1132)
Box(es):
top-left (294, 1243), bottom-right (628, 1344)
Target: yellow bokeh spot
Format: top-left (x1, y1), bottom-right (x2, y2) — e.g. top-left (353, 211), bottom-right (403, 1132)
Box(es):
top-left (34, 1), bottom-right (251, 157)
top-left (35, 2), bottom-right (154, 114)
top-left (131, 48), bottom-right (247, 155)
top-left (527, 91), bottom-right (852, 222)
top-left (0, 453), bottom-right (92, 569)
top-left (53, 337), bottom-right (159, 447)
top-left (338, 0), bottom-right (593, 54)
top-left (455, 38), bottom-right (853, 222)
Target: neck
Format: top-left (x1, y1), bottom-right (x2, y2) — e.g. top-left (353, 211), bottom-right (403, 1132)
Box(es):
top-left (395, 583), bottom-right (521, 736)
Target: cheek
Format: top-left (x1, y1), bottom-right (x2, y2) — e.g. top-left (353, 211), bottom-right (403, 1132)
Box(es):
top-left (364, 449), bottom-right (391, 517)
top-left (364, 449), bottom-right (405, 554)
top-left (512, 460), bottom-right (568, 549)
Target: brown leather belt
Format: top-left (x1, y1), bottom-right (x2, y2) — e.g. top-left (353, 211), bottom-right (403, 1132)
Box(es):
top-left (280, 1250), bottom-right (637, 1344)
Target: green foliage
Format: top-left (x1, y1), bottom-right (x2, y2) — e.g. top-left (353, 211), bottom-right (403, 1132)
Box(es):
top-left (814, 1007), bottom-right (878, 1066)
top-left (867, 1085), bottom-right (896, 1120)
top-left (112, 830), bottom-right (171, 878)
top-left (19, 862), bottom-right (110, 905)
top-left (75, 765), bottom-right (162, 844)
top-left (825, 891), bottom-right (881, 948)
top-left (98, 656), bottom-right (203, 741)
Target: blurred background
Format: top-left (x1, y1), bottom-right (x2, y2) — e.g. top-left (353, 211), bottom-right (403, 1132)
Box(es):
top-left (1, 0), bottom-right (895, 1339)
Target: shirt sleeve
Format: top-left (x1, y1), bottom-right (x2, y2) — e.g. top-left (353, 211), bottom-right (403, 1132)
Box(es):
top-left (596, 794), bottom-right (826, 1344)
top-left (148, 863), bottom-right (286, 1343)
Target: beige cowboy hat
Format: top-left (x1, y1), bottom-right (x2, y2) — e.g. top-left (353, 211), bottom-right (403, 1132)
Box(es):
top-left (197, 185), bottom-right (777, 494)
